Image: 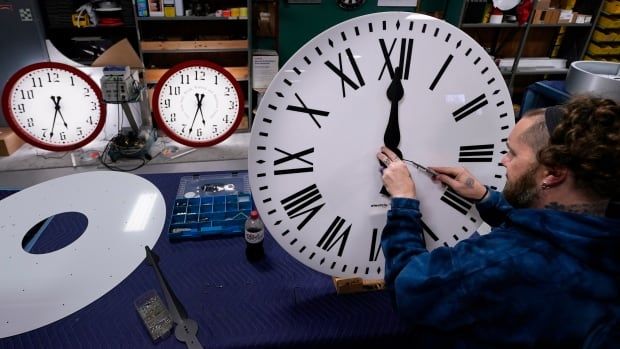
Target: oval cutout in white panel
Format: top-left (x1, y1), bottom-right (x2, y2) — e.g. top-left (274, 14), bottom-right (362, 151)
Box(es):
top-left (0, 171), bottom-right (166, 338)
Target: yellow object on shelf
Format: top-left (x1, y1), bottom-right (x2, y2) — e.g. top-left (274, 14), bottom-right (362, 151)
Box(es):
top-left (603, 1), bottom-right (620, 14)
top-left (592, 29), bottom-right (617, 42)
top-left (598, 15), bottom-right (620, 29)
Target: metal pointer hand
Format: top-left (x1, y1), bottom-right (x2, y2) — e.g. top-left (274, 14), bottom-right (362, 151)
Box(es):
top-left (380, 66), bottom-right (404, 196)
top-left (188, 93), bottom-right (204, 135)
top-left (145, 246), bottom-right (203, 349)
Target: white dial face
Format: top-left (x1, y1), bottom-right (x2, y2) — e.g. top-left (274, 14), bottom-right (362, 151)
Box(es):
top-left (154, 61), bottom-right (243, 147)
top-left (2, 63), bottom-right (105, 151)
top-left (248, 12), bottom-right (515, 279)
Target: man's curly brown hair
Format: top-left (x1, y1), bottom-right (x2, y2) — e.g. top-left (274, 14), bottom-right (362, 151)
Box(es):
top-left (537, 96), bottom-right (620, 199)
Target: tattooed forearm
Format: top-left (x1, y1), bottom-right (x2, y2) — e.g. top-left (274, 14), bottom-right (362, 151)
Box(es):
top-left (545, 201), bottom-right (608, 216)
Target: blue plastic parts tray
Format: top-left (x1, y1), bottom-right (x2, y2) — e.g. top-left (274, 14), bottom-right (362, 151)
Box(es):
top-left (167, 171), bottom-right (252, 241)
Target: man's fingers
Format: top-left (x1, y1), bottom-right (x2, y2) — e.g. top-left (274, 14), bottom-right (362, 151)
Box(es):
top-left (430, 166), bottom-right (463, 177)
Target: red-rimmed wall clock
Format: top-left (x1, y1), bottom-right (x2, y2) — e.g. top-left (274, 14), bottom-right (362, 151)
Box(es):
top-left (152, 60), bottom-right (245, 147)
top-left (248, 12), bottom-right (515, 279)
top-left (2, 62), bottom-right (106, 152)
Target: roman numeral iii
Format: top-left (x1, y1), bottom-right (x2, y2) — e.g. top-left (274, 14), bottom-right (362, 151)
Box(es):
top-left (458, 144), bottom-right (494, 163)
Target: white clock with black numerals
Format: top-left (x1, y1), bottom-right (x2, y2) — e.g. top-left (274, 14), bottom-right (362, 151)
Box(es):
top-left (152, 60), bottom-right (244, 147)
top-left (1, 62), bottom-right (106, 152)
top-left (248, 12), bottom-right (514, 279)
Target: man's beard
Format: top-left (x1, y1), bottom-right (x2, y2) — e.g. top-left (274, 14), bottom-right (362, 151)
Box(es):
top-left (503, 164), bottom-right (540, 208)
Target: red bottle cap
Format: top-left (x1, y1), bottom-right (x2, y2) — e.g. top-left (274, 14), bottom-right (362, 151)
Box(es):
top-left (250, 210), bottom-right (259, 219)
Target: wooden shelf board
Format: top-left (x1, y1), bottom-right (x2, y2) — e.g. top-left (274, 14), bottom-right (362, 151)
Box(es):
top-left (141, 40), bottom-right (248, 53)
top-left (144, 66), bottom-right (249, 84)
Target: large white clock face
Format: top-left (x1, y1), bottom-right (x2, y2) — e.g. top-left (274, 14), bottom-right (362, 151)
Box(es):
top-left (152, 60), bottom-right (244, 147)
top-left (248, 12), bottom-right (514, 279)
top-left (1, 62), bottom-right (106, 152)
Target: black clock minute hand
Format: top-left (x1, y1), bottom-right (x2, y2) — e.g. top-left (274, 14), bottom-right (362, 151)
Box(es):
top-left (52, 96), bottom-right (68, 128)
top-left (188, 93), bottom-right (202, 135)
top-left (384, 66), bottom-right (404, 160)
top-left (49, 96), bottom-right (59, 138)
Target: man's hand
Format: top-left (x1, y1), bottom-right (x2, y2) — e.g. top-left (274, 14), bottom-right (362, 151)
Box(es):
top-left (377, 146), bottom-right (416, 199)
top-left (431, 166), bottom-right (487, 201)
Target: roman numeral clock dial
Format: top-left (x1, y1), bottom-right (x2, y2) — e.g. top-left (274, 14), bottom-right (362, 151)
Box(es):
top-left (249, 13), bottom-right (514, 279)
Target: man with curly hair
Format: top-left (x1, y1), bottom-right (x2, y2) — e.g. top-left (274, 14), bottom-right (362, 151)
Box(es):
top-left (377, 96), bottom-right (620, 348)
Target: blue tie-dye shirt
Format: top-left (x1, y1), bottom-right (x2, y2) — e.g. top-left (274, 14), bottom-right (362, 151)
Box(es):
top-left (381, 190), bottom-right (620, 348)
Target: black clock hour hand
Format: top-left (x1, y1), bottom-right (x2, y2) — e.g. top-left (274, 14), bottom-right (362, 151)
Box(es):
top-left (380, 67), bottom-right (404, 196)
top-left (52, 96), bottom-right (69, 128)
top-left (197, 94), bottom-right (206, 126)
top-left (384, 66), bottom-right (404, 159)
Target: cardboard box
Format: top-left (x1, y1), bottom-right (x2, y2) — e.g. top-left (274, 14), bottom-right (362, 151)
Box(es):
top-left (532, 9), bottom-right (560, 24)
top-left (558, 9), bottom-right (573, 23)
top-left (0, 128), bottom-right (25, 156)
top-left (535, 0), bottom-right (551, 10)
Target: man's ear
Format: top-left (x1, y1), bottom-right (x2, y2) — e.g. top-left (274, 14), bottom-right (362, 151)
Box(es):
top-left (542, 166), bottom-right (568, 188)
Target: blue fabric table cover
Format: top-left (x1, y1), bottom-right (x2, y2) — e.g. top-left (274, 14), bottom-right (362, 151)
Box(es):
top-left (0, 172), bottom-right (417, 348)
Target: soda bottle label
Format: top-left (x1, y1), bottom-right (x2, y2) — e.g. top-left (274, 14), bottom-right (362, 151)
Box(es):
top-left (245, 228), bottom-right (263, 244)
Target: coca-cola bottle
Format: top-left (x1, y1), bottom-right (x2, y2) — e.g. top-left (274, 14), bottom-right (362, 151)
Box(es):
top-left (244, 210), bottom-right (264, 261)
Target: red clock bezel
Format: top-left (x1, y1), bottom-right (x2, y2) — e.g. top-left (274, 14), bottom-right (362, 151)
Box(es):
top-left (152, 60), bottom-right (245, 148)
top-left (1, 62), bottom-right (106, 152)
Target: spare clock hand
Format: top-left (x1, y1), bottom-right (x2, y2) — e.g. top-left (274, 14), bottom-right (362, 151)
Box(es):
top-left (380, 66), bottom-right (404, 196)
top-left (145, 246), bottom-right (203, 349)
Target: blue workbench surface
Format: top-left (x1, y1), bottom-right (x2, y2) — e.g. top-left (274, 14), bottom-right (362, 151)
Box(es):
top-left (0, 172), bottom-right (421, 348)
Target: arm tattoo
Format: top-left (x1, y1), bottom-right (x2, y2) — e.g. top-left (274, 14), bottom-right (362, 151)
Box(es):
top-left (545, 201), bottom-right (608, 216)
top-left (465, 178), bottom-right (474, 188)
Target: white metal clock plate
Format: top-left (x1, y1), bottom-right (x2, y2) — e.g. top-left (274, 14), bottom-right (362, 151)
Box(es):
top-left (0, 171), bottom-right (165, 338)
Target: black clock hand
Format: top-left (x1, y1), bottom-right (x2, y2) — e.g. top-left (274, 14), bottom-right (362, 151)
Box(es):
top-left (49, 96), bottom-right (59, 139)
top-left (197, 94), bottom-right (206, 127)
top-left (145, 246), bottom-right (203, 349)
top-left (52, 96), bottom-right (68, 129)
top-left (188, 93), bottom-right (201, 135)
top-left (380, 67), bottom-right (404, 196)
top-left (384, 66), bottom-right (404, 159)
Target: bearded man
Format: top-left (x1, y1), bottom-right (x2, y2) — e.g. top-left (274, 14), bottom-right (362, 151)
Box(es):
top-left (377, 96), bottom-right (620, 348)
